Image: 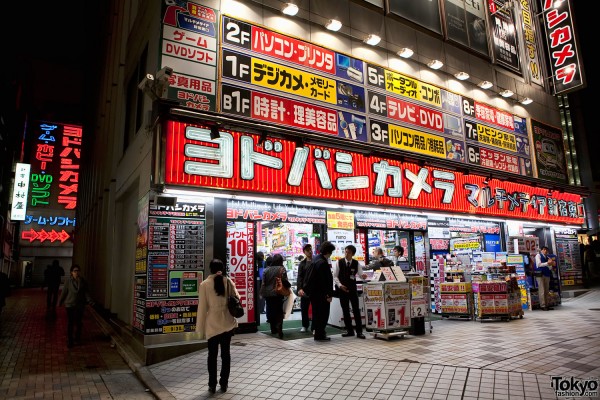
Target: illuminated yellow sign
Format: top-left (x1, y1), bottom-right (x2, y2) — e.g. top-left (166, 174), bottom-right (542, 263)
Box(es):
top-left (327, 211), bottom-right (355, 230)
top-left (384, 69), bottom-right (441, 107)
top-left (388, 123), bottom-right (446, 158)
top-left (454, 242), bottom-right (481, 249)
top-left (477, 125), bottom-right (517, 152)
top-left (251, 58), bottom-right (337, 105)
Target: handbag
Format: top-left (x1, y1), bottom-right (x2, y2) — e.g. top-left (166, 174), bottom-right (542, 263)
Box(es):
top-left (226, 278), bottom-right (244, 318)
top-left (275, 267), bottom-right (291, 297)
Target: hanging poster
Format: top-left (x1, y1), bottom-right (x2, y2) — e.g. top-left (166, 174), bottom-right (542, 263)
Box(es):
top-left (531, 119), bottom-right (568, 184)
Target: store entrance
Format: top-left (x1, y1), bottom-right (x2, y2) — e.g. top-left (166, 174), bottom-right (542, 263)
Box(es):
top-left (256, 222), bottom-right (322, 326)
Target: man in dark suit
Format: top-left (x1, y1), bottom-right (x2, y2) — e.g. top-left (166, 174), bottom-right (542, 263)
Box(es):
top-left (334, 245), bottom-right (367, 339)
top-left (305, 241), bottom-right (335, 342)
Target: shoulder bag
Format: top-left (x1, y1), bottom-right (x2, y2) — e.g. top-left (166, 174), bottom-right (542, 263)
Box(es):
top-left (275, 267), bottom-right (292, 297)
top-left (227, 278), bottom-right (244, 318)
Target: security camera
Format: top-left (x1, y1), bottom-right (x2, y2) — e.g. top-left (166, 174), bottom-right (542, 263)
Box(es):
top-left (138, 74), bottom-right (158, 100)
top-left (156, 66), bottom-right (173, 80)
top-left (154, 67), bottom-right (173, 98)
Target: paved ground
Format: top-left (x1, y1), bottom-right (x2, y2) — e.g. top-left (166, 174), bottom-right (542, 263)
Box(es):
top-left (1, 286), bottom-right (599, 399)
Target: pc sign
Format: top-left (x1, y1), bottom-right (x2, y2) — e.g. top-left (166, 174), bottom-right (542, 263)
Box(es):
top-left (551, 376), bottom-right (599, 398)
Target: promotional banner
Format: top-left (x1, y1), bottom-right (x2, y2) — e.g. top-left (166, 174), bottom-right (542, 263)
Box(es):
top-left (531, 119), bottom-right (568, 183)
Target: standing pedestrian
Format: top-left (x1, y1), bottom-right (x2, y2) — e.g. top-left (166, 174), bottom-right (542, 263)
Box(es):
top-left (534, 246), bottom-right (554, 311)
top-left (306, 241), bottom-right (336, 342)
top-left (334, 245), bottom-right (367, 339)
top-left (296, 244), bottom-right (313, 333)
top-left (255, 251), bottom-right (266, 314)
top-left (195, 259), bottom-right (238, 394)
top-left (259, 254), bottom-right (290, 339)
top-left (43, 259), bottom-right (64, 311)
top-left (59, 265), bottom-right (94, 348)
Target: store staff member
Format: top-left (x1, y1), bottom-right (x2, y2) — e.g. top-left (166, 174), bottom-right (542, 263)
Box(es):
top-left (333, 245), bottom-right (367, 339)
top-left (534, 246), bottom-right (555, 311)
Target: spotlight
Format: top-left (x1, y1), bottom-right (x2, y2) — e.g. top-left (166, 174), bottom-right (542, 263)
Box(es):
top-left (478, 80), bottom-right (493, 89)
top-left (364, 34), bottom-right (381, 46)
top-left (427, 60), bottom-right (443, 70)
top-left (397, 48), bottom-right (414, 58)
top-left (325, 19), bottom-right (342, 31)
top-left (210, 125), bottom-right (220, 140)
top-left (282, 3), bottom-right (299, 16)
top-left (499, 89), bottom-right (514, 98)
top-left (454, 71), bottom-right (470, 81)
top-left (520, 97), bottom-right (533, 105)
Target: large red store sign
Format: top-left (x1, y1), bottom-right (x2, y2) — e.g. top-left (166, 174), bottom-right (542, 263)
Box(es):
top-left (164, 121), bottom-right (584, 224)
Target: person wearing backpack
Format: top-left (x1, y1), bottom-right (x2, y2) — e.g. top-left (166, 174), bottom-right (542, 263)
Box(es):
top-left (296, 244), bottom-right (313, 333)
top-left (305, 241), bottom-right (336, 342)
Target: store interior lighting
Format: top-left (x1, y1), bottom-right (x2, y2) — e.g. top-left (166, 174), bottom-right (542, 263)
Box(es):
top-left (499, 89), bottom-right (514, 98)
top-left (281, 3), bottom-right (299, 16)
top-left (397, 48), bottom-right (414, 58)
top-left (325, 19), bottom-right (342, 31)
top-left (364, 34), bottom-right (381, 46)
top-left (520, 97), bottom-right (533, 105)
top-left (478, 80), bottom-right (493, 89)
top-left (427, 60), bottom-right (443, 70)
top-left (454, 71), bottom-right (470, 81)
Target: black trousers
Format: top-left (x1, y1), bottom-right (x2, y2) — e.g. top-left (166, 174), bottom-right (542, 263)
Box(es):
top-left (300, 296), bottom-right (311, 329)
top-left (207, 330), bottom-right (233, 388)
top-left (66, 306), bottom-right (84, 342)
top-left (310, 296), bottom-right (330, 339)
top-left (339, 289), bottom-right (363, 334)
top-left (265, 296), bottom-right (284, 333)
top-left (47, 285), bottom-right (60, 308)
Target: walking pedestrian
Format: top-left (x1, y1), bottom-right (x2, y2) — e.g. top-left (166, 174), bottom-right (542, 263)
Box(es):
top-left (59, 265), bottom-right (94, 348)
top-left (334, 245), bottom-right (367, 339)
top-left (260, 254), bottom-right (290, 339)
top-left (195, 259), bottom-right (238, 394)
top-left (296, 244), bottom-right (313, 333)
top-left (305, 241), bottom-right (336, 342)
top-left (43, 260), bottom-right (64, 311)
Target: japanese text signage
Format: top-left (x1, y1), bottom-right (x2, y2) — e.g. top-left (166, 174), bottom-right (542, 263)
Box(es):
top-left (327, 211), bottom-right (355, 230)
top-left (539, 0), bottom-right (583, 94)
top-left (164, 121), bottom-right (584, 225)
top-left (161, 0), bottom-right (218, 110)
top-left (488, 0), bottom-right (521, 72)
top-left (531, 119), bottom-right (568, 183)
top-left (11, 163), bottom-right (30, 221)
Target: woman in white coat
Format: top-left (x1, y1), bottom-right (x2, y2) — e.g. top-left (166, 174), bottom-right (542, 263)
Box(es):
top-left (196, 259), bottom-right (239, 394)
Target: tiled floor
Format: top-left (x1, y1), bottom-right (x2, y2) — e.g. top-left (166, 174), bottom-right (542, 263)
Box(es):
top-left (150, 290), bottom-right (600, 399)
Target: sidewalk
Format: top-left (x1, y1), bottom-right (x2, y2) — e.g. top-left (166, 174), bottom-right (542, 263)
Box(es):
top-left (2, 287), bottom-right (599, 399)
top-left (0, 287), bottom-right (156, 399)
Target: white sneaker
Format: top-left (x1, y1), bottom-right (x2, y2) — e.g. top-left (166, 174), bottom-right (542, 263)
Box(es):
top-left (300, 327), bottom-right (307, 332)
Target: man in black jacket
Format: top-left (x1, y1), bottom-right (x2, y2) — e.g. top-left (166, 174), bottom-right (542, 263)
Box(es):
top-left (305, 241), bottom-right (335, 342)
top-left (334, 245), bottom-right (367, 339)
top-left (44, 260), bottom-right (64, 310)
top-left (296, 244), bottom-right (313, 333)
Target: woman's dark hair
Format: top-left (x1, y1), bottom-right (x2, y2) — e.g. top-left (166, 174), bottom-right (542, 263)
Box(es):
top-left (271, 254), bottom-right (284, 266)
top-left (210, 259), bottom-right (226, 296)
top-left (265, 256), bottom-right (273, 267)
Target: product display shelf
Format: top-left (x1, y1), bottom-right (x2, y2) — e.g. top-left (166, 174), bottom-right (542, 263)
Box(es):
top-left (440, 281), bottom-right (475, 320)
top-left (474, 277), bottom-right (523, 322)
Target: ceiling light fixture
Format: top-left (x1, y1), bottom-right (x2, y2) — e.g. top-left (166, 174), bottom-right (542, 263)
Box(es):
top-left (325, 19), bottom-right (342, 31)
top-left (397, 48), bottom-right (414, 58)
top-left (281, 3), bottom-right (299, 16)
top-left (427, 60), bottom-right (443, 70)
top-left (520, 97), bottom-right (533, 105)
top-left (364, 34), bottom-right (381, 46)
top-left (499, 89), bottom-right (514, 98)
top-left (478, 80), bottom-right (493, 89)
top-left (454, 71), bottom-right (470, 81)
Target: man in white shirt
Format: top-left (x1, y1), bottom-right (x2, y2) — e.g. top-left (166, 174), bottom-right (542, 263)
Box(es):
top-left (333, 245), bottom-right (367, 339)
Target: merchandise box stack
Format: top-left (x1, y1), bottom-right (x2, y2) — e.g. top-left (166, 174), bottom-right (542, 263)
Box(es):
top-left (440, 282), bottom-right (474, 319)
top-left (364, 282), bottom-right (411, 331)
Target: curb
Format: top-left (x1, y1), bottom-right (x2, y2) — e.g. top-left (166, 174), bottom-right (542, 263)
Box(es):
top-left (90, 307), bottom-right (176, 400)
